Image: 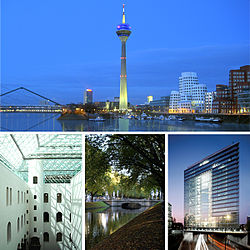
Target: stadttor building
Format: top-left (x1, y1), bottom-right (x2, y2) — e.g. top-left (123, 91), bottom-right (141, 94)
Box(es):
top-left (184, 142), bottom-right (239, 228)
top-left (116, 4), bottom-right (131, 111)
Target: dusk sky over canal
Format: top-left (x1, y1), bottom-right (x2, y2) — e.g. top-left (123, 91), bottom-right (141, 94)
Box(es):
top-left (168, 134), bottom-right (250, 224)
top-left (2, 0), bottom-right (249, 105)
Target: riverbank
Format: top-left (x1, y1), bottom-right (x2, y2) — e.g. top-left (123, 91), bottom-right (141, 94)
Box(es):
top-left (91, 202), bottom-right (165, 250)
top-left (86, 201), bottom-right (110, 210)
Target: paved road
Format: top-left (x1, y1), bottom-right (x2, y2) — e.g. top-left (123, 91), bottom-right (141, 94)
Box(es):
top-left (179, 234), bottom-right (218, 250)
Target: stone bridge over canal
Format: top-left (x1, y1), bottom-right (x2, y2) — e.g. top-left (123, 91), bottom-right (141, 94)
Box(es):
top-left (104, 199), bottom-right (160, 207)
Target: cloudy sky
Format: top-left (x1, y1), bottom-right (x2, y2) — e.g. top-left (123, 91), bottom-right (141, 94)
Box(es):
top-left (1, 0), bottom-right (249, 105)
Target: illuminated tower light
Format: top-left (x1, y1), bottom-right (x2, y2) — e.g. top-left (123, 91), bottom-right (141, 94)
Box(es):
top-left (116, 4), bottom-right (131, 112)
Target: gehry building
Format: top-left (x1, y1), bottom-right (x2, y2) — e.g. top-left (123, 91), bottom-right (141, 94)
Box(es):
top-left (0, 134), bottom-right (83, 250)
top-left (169, 72), bottom-right (209, 113)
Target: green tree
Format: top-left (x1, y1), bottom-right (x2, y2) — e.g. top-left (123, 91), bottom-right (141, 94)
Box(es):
top-left (87, 134), bottom-right (165, 197)
top-left (85, 140), bottom-right (110, 201)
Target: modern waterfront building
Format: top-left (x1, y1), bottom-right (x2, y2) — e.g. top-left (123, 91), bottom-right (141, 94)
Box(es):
top-left (212, 65), bottom-right (250, 114)
top-left (191, 84), bottom-right (207, 113)
top-left (212, 84), bottom-right (232, 114)
top-left (169, 72), bottom-right (208, 113)
top-left (0, 134), bottom-right (82, 250)
top-left (149, 96), bottom-right (170, 111)
top-left (147, 96), bottom-right (153, 104)
top-left (179, 72), bottom-right (199, 102)
top-left (169, 91), bottom-right (180, 113)
top-left (229, 65), bottom-right (250, 113)
top-left (116, 4), bottom-right (131, 112)
top-left (84, 89), bottom-right (93, 104)
top-left (184, 142), bottom-right (239, 228)
top-left (205, 91), bottom-right (215, 113)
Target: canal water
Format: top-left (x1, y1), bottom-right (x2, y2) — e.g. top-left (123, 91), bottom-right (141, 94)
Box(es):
top-left (0, 113), bottom-right (249, 131)
top-left (85, 206), bottom-right (147, 250)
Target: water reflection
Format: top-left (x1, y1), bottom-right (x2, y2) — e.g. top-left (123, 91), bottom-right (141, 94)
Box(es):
top-left (85, 206), bottom-right (147, 250)
top-left (0, 113), bottom-right (249, 131)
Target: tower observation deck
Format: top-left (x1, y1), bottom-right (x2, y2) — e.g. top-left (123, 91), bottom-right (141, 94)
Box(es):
top-left (116, 4), bottom-right (131, 112)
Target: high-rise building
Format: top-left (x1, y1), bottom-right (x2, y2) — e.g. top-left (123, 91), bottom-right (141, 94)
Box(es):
top-left (184, 143), bottom-right (239, 228)
top-left (84, 89), bottom-right (93, 104)
top-left (229, 65), bottom-right (250, 113)
top-left (147, 96), bottom-right (153, 104)
top-left (116, 4), bottom-right (131, 111)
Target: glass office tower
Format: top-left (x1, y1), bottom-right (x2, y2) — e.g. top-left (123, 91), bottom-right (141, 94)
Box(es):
top-left (184, 143), bottom-right (239, 228)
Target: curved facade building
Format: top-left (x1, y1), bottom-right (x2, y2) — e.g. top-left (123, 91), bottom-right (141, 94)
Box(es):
top-left (184, 143), bottom-right (239, 228)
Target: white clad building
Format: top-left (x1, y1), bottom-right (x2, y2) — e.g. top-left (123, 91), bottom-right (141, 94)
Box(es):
top-left (177, 72), bottom-right (208, 113)
top-left (169, 91), bottom-right (180, 113)
top-left (0, 134), bottom-right (83, 250)
top-left (205, 91), bottom-right (215, 113)
top-left (192, 84), bottom-right (207, 113)
top-left (179, 72), bottom-right (199, 101)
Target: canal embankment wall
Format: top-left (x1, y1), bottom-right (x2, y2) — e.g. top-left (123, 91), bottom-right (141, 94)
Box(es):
top-left (90, 203), bottom-right (165, 250)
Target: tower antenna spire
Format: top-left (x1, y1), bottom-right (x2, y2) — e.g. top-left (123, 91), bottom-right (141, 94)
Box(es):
top-left (122, 4), bottom-right (125, 24)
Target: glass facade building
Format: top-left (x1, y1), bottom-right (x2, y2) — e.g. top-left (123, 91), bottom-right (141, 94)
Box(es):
top-left (184, 143), bottom-right (239, 228)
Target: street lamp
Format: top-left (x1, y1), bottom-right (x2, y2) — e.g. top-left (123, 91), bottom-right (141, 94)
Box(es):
top-left (225, 214), bottom-right (231, 250)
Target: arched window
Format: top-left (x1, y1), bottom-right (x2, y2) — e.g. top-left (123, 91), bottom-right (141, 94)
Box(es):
top-left (6, 187), bottom-right (9, 206)
top-left (33, 176), bottom-right (38, 184)
top-left (18, 191), bottom-right (20, 204)
top-left (56, 232), bottom-right (62, 242)
top-left (7, 222), bottom-right (11, 243)
top-left (17, 218), bottom-right (20, 232)
top-left (43, 232), bottom-right (49, 242)
top-left (56, 212), bottom-right (62, 222)
top-left (21, 215), bottom-right (23, 228)
top-left (43, 212), bottom-right (49, 222)
top-left (44, 193), bottom-right (48, 203)
top-left (57, 193), bottom-right (62, 203)
top-left (10, 188), bottom-right (12, 205)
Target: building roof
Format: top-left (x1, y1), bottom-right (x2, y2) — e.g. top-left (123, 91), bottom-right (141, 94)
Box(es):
top-left (0, 134), bottom-right (82, 183)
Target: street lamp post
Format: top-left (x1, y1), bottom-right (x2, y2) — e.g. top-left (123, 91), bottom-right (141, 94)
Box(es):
top-left (225, 214), bottom-right (231, 250)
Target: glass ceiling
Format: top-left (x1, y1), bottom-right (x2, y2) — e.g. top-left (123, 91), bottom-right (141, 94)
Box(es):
top-left (0, 134), bottom-right (82, 183)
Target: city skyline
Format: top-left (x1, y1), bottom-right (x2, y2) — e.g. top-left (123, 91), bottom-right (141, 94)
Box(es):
top-left (168, 135), bottom-right (250, 225)
top-left (2, 0), bottom-right (249, 105)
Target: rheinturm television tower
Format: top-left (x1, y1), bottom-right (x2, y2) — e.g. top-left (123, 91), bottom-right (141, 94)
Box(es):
top-left (116, 4), bottom-right (131, 112)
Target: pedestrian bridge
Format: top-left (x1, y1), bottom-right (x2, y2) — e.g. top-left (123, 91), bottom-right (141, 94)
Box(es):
top-left (104, 199), bottom-right (160, 207)
top-left (185, 228), bottom-right (247, 236)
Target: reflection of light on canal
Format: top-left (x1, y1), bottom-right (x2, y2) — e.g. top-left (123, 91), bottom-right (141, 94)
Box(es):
top-left (100, 213), bottom-right (108, 232)
top-left (85, 207), bottom-right (147, 250)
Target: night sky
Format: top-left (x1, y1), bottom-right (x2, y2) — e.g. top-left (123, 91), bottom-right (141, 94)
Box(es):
top-left (168, 134), bottom-right (250, 225)
top-left (1, 0), bottom-right (249, 105)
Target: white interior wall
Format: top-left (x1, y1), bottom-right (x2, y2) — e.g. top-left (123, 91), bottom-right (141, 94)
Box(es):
top-left (0, 160), bottom-right (82, 250)
top-left (43, 183), bottom-right (72, 250)
top-left (71, 170), bottom-right (83, 250)
top-left (0, 162), bottom-right (29, 250)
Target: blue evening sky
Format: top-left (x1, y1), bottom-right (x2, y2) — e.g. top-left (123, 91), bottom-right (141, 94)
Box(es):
top-left (1, 0), bottom-right (249, 105)
top-left (168, 134), bottom-right (250, 225)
